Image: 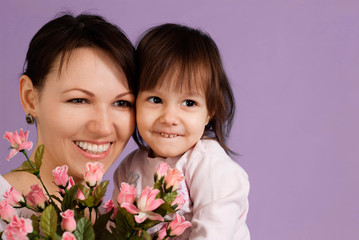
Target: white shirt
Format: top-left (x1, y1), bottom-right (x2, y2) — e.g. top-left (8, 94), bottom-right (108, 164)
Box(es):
top-left (112, 139), bottom-right (250, 239)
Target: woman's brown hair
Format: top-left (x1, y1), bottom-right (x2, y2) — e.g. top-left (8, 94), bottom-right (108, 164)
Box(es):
top-left (23, 13), bottom-right (135, 93)
top-left (133, 23), bottom-right (235, 154)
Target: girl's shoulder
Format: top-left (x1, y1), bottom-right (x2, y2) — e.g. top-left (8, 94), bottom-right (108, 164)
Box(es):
top-left (188, 139), bottom-right (231, 162)
top-left (185, 139), bottom-right (247, 177)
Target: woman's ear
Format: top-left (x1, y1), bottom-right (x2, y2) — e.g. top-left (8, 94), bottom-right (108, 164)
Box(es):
top-left (19, 75), bottom-right (38, 117)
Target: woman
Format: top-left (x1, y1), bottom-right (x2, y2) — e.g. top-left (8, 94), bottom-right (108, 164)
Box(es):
top-left (0, 13), bottom-right (135, 209)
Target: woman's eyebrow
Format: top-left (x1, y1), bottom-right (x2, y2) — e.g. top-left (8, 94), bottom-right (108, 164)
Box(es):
top-left (61, 88), bottom-right (94, 96)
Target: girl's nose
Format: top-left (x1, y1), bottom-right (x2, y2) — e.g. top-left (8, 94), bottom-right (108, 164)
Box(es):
top-left (160, 105), bottom-right (179, 126)
top-left (87, 107), bottom-right (114, 137)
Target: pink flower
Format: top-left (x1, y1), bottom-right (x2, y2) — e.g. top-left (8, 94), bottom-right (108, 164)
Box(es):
top-left (4, 215), bottom-right (33, 240)
top-left (25, 184), bottom-right (47, 209)
top-left (103, 199), bottom-right (118, 220)
top-left (167, 213), bottom-right (191, 237)
top-left (76, 189), bottom-right (86, 201)
top-left (60, 210), bottom-right (76, 232)
top-left (155, 162), bottom-right (169, 181)
top-left (121, 187), bottom-right (164, 223)
top-left (157, 223), bottom-right (168, 240)
top-left (67, 177), bottom-right (75, 189)
top-left (84, 162), bottom-right (104, 187)
top-left (117, 182), bottom-right (137, 205)
top-left (3, 129), bottom-right (33, 161)
top-left (60, 177), bottom-right (75, 195)
top-left (171, 193), bottom-right (185, 210)
top-left (164, 168), bottom-right (185, 192)
top-left (52, 165), bottom-right (69, 187)
top-left (62, 231), bottom-right (77, 240)
top-left (4, 187), bottom-right (25, 207)
top-left (0, 200), bottom-right (16, 222)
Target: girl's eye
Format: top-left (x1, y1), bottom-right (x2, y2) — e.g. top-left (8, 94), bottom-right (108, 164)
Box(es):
top-left (148, 96), bottom-right (162, 104)
top-left (113, 100), bottom-right (132, 108)
top-left (67, 98), bottom-right (88, 104)
top-left (182, 100), bottom-right (197, 107)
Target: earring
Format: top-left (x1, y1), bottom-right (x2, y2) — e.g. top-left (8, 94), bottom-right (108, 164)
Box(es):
top-left (25, 114), bottom-right (34, 125)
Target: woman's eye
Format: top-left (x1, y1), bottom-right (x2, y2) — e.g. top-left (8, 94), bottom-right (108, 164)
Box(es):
top-left (114, 100), bottom-right (132, 108)
top-left (67, 98), bottom-right (88, 104)
top-left (182, 100), bottom-right (197, 107)
top-left (148, 96), bottom-right (162, 104)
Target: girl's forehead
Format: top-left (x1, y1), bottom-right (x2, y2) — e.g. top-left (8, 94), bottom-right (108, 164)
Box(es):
top-left (155, 66), bottom-right (209, 93)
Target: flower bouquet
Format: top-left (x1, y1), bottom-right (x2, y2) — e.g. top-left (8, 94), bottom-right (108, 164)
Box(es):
top-left (0, 129), bottom-right (190, 240)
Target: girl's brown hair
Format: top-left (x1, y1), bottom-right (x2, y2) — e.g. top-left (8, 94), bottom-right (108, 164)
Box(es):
top-left (133, 23), bottom-right (235, 154)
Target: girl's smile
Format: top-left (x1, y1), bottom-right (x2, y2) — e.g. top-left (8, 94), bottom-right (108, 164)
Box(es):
top-left (136, 85), bottom-right (210, 158)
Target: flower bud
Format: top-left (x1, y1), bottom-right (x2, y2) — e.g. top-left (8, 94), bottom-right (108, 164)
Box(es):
top-left (4, 215), bottom-right (33, 239)
top-left (84, 162), bottom-right (104, 187)
top-left (60, 210), bottom-right (77, 232)
top-left (0, 200), bottom-right (16, 222)
top-left (52, 165), bottom-right (69, 187)
top-left (4, 187), bottom-right (25, 207)
top-left (25, 184), bottom-right (48, 209)
top-left (62, 231), bottom-right (77, 240)
top-left (117, 182), bottom-right (136, 205)
top-left (167, 213), bottom-right (191, 236)
top-left (154, 162), bottom-right (169, 182)
top-left (164, 168), bottom-right (185, 192)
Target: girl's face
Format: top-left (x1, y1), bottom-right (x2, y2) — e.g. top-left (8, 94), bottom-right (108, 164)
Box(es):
top-left (136, 80), bottom-right (210, 158)
top-left (32, 47), bottom-right (135, 180)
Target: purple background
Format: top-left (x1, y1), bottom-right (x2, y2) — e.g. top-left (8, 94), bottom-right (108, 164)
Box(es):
top-left (1, 1), bottom-right (358, 239)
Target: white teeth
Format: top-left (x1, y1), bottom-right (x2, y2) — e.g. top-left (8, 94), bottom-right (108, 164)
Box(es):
top-left (160, 133), bottom-right (178, 138)
top-left (75, 141), bottom-right (110, 154)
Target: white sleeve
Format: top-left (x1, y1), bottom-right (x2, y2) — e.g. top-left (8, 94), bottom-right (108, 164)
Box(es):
top-left (186, 150), bottom-right (250, 240)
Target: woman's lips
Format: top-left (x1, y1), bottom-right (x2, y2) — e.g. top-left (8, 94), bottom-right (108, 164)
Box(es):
top-left (74, 141), bottom-right (112, 159)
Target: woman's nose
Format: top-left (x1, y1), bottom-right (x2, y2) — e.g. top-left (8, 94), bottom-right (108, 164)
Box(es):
top-left (160, 105), bottom-right (179, 126)
top-left (87, 107), bottom-right (114, 137)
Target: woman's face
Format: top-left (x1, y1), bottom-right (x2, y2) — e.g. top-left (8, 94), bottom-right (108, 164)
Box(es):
top-left (33, 47), bottom-right (135, 180)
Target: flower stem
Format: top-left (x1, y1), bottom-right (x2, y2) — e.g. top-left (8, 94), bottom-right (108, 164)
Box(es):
top-left (89, 207), bottom-right (93, 222)
top-left (21, 150), bottom-right (60, 212)
top-left (21, 150), bottom-right (35, 169)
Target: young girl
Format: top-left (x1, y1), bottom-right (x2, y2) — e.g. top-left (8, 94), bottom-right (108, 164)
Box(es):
top-left (113, 23), bottom-right (250, 239)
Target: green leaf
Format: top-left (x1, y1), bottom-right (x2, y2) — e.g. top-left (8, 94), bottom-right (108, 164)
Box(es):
top-left (140, 219), bottom-right (162, 230)
top-left (141, 230), bottom-right (151, 240)
top-left (159, 201), bottom-right (175, 214)
top-left (115, 207), bottom-right (136, 233)
top-left (11, 160), bottom-right (38, 174)
top-left (153, 181), bottom-right (163, 191)
top-left (62, 185), bottom-right (79, 211)
top-left (129, 236), bottom-right (143, 240)
top-left (34, 144), bottom-right (44, 169)
top-left (30, 214), bottom-right (40, 234)
top-left (163, 192), bottom-right (177, 205)
top-left (93, 180), bottom-right (109, 205)
top-left (53, 234), bottom-right (63, 240)
top-left (93, 208), bottom-right (113, 239)
top-left (78, 184), bottom-right (90, 198)
top-left (40, 205), bottom-right (57, 238)
top-left (83, 196), bottom-right (95, 208)
top-left (99, 230), bottom-right (119, 240)
top-left (74, 217), bottom-right (95, 240)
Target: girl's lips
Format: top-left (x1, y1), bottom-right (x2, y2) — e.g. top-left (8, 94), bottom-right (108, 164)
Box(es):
top-left (73, 141), bottom-right (112, 159)
top-left (153, 131), bottom-right (184, 139)
top-left (159, 132), bottom-right (179, 138)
